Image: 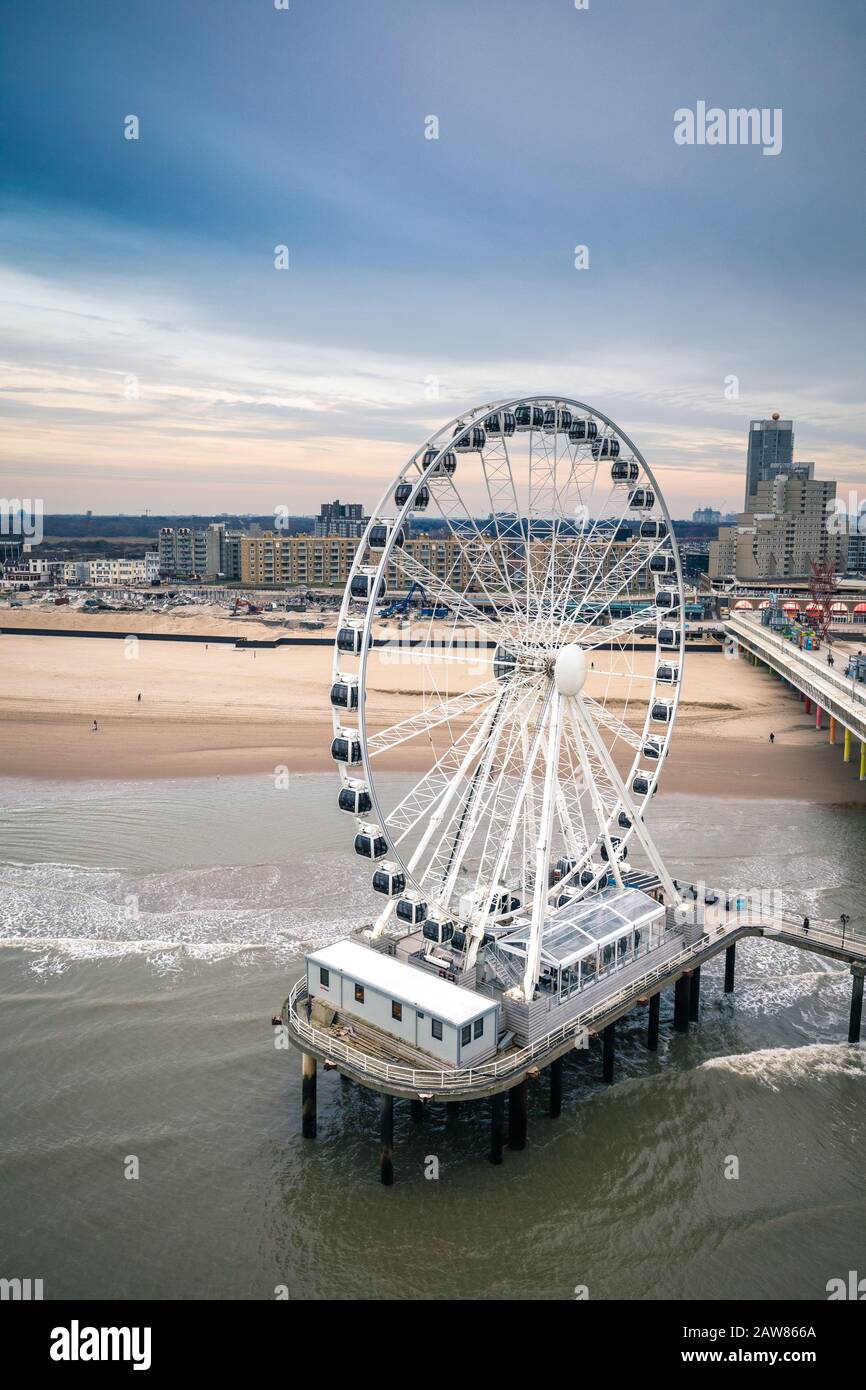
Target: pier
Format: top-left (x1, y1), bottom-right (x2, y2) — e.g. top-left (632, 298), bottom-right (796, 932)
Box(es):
top-left (726, 612), bottom-right (866, 780)
top-left (282, 906), bottom-right (866, 1181)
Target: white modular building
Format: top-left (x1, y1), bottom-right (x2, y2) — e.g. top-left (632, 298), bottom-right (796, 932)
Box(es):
top-left (306, 939), bottom-right (500, 1067)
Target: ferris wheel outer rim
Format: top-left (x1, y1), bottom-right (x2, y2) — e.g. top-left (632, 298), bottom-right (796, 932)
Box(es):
top-left (332, 395), bottom-right (685, 913)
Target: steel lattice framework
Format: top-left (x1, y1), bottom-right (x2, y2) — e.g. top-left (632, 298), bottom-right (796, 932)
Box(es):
top-left (329, 396), bottom-right (685, 1001)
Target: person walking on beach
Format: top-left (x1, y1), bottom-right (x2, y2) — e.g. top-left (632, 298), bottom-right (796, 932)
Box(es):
top-left (137, 693), bottom-right (141, 702)
top-left (768, 731), bottom-right (775, 744)
top-left (91, 720), bottom-right (98, 733)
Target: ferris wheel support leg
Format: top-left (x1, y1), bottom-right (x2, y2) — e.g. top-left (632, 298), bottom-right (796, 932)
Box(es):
top-left (522, 692), bottom-right (564, 1002)
top-left (568, 699), bottom-right (680, 907)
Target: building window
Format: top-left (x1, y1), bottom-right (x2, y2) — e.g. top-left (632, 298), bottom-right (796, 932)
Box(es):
top-left (354, 983), bottom-right (365, 1004)
top-left (391, 1000), bottom-right (402, 1022)
top-left (473, 1017), bottom-right (484, 1039)
top-left (461, 1024), bottom-right (471, 1046)
top-left (319, 967), bottom-right (330, 989)
top-left (431, 1018), bottom-right (443, 1040)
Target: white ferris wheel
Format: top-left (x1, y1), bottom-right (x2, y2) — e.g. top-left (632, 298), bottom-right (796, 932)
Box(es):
top-left (330, 396), bottom-right (684, 1003)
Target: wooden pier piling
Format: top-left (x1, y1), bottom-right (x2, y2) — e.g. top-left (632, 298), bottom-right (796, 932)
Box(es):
top-left (647, 992), bottom-right (660, 1051)
top-left (549, 1056), bottom-right (563, 1117)
top-left (849, 968), bottom-right (864, 1045)
top-left (724, 942), bottom-right (736, 994)
top-left (674, 974), bottom-right (690, 1033)
top-left (602, 1022), bottom-right (615, 1082)
top-left (380, 1094), bottom-right (394, 1186)
top-left (507, 1078), bottom-right (528, 1150)
top-left (301, 1052), bottom-right (317, 1138)
top-left (689, 966), bottom-right (701, 1022)
top-left (490, 1093), bottom-right (504, 1165)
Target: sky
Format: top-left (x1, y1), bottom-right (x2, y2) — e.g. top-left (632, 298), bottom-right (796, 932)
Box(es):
top-left (1, 0), bottom-right (865, 517)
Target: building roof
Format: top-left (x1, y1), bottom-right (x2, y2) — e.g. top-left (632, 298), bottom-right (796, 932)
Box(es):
top-left (307, 939), bottom-right (497, 1026)
top-left (499, 887), bottom-right (665, 970)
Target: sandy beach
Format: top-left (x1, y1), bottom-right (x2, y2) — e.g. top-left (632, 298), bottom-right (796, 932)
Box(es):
top-left (1, 612), bottom-right (864, 801)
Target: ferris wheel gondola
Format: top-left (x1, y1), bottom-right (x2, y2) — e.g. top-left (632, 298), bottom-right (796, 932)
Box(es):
top-left (330, 395), bottom-right (685, 1002)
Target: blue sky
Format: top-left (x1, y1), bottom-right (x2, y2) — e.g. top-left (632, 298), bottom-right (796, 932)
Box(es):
top-left (1, 0), bottom-right (864, 514)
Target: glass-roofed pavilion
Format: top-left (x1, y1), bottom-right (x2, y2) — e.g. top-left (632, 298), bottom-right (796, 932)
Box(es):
top-left (498, 886), bottom-right (666, 1001)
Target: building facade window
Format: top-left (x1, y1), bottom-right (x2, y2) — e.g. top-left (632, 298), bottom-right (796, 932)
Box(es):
top-left (391, 1000), bottom-right (402, 1021)
top-left (319, 967), bottom-right (330, 988)
top-left (431, 1018), bottom-right (443, 1040)
top-left (354, 983), bottom-right (365, 1004)
top-left (461, 1024), bottom-right (472, 1046)
top-left (473, 1017), bottom-right (484, 1039)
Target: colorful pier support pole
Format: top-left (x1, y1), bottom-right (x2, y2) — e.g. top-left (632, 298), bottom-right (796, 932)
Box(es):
top-left (674, 974), bottom-right (690, 1033)
top-left (602, 1023), bottom-right (615, 1082)
top-left (829, 716), bottom-right (837, 745)
top-left (815, 706), bottom-right (823, 730)
top-left (647, 992), bottom-right (661, 1051)
top-left (689, 966), bottom-right (702, 1022)
top-left (849, 967), bottom-right (864, 1046)
top-left (724, 942), bottom-right (737, 994)
top-left (410, 1098), bottom-right (424, 1122)
top-left (805, 697), bottom-right (812, 715)
top-left (549, 1056), bottom-right (563, 1118)
top-left (489, 1093), bottom-right (504, 1165)
top-left (844, 727), bottom-right (852, 763)
top-left (301, 1053), bottom-right (317, 1138)
top-left (507, 1077), bottom-right (528, 1151)
top-left (860, 740), bottom-right (866, 782)
top-left (380, 1095), bottom-right (394, 1186)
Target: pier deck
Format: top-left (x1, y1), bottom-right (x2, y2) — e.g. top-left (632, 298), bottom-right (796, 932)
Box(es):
top-left (282, 907), bottom-right (866, 1102)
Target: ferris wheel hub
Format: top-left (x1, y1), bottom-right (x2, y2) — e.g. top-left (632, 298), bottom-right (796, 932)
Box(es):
top-left (553, 643), bottom-right (588, 697)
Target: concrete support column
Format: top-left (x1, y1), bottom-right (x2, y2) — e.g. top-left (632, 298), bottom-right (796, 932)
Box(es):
top-left (301, 1053), bottom-right (317, 1139)
top-left (815, 706), bottom-right (823, 730)
top-left (829, 716), bottom-right (837, 745)
top-left (805, 697), bottom-right (812, 715)
top-left (844, 727), bottom-right (852, 763)
top-left (490, 1093), bottom-right (504, 1165)
top-left (849, 969), bottom-right (864, 1046)
top-left (647, 992), bottom-right (661, 1051)
top-left (409, 1098), bottom-right (424, 1123)
top-left (724, 941), bottom-right (736, 994)
top-left (674, 974), bottom-right (690, 1033)
top-left (508, 1078), bottom-right (528, 1151)
top-left (602, 1022), bottom-right (615, 1083)
top-left (380, 1094), bottom-right (394, 1186)
top-left (689, 966), bottom-right (702, 1022)
top-left (549, 1056), bottom-right (563, 1118)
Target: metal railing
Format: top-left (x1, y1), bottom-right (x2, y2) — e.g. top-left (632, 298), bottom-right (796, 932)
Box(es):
top-left (727, 615), bottom-right (866, 718)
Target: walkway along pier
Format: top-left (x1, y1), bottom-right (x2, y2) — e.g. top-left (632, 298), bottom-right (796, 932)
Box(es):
top-left (280, 907), bottom-right (866, 1183)
top-left (726, 612), bottom-right (866, 781)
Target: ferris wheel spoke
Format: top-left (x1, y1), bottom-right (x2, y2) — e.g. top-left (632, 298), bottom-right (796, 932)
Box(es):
top-left (564, 700), bottom-right (625, 893)
top-left (577, 607), bottom-right (662, 652)
top-left (364, 679), bottom-right (503, 759)
top-left (385, 706), bottom-right (498, 840)
top-left (420, 677), bottom-right (547, 896)
top-left (580, 694), bottom-right (644, 753)
top-left (570, 697), bottom-right (679, 901)
top-left (390, 545), bottom-right (516, 651)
